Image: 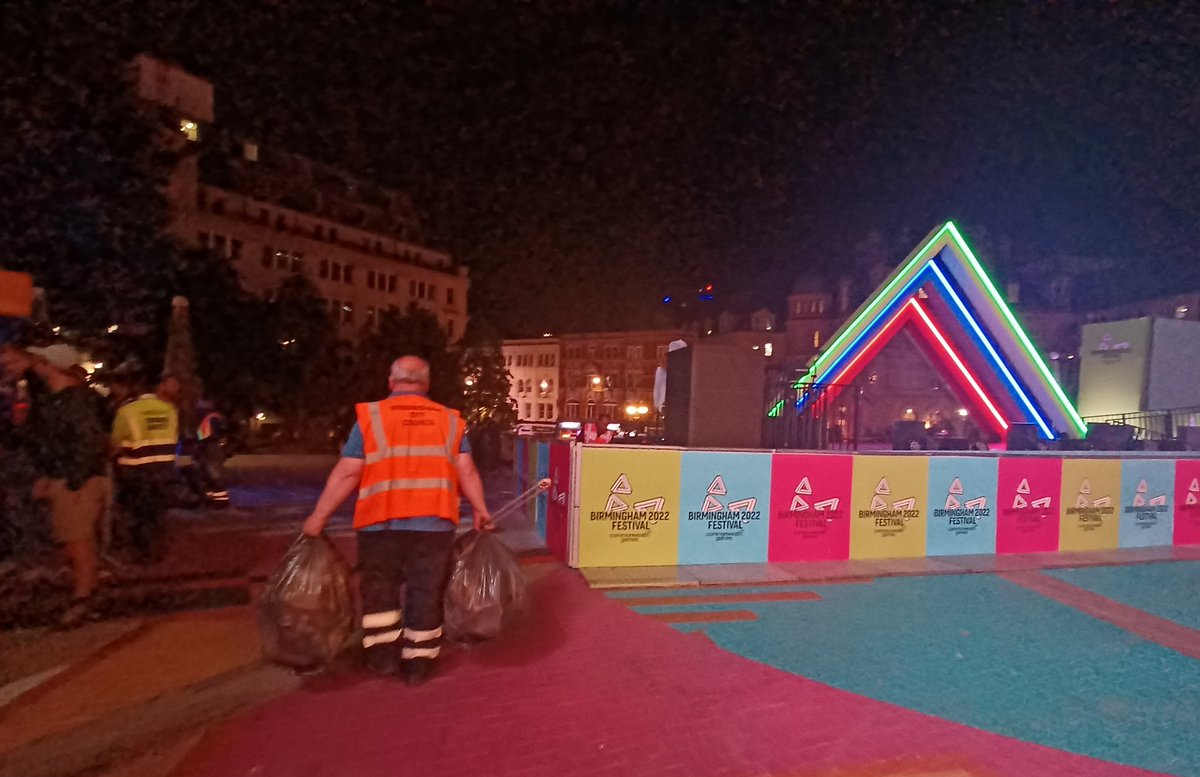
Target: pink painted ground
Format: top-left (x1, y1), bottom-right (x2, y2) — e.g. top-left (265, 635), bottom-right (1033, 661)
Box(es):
top-left (172, 568), bottom-right (1164, 777)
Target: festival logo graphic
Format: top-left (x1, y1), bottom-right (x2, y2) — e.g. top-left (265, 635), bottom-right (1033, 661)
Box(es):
top-left (769, 453), bottom-right (853, 561)
top-left (680, 452), bottom-right (770, 564)
top-left (1059, 459), bottom-right (1121, 551)
top-left (1117, 460), bottom-right (1173, 548)
top-left (996, 457), bottom-right (1061, 554)
top-left (1175, 460), bottom-right (1200, 545)
top-left (578, 447), bottom-right (681, 567)
top-left (850, 456), bottom-right (928, 559)
top-left (927, 457), bottom-right (998, 556)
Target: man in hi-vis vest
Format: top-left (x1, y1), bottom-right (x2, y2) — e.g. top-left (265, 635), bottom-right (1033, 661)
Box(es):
top-left (302, 355), bottom-right (493, 685)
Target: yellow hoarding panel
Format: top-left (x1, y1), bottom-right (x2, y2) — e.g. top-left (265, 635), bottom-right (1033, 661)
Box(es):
top-left (1059, 458), bottom-right (1121, 551)
top-left (850, 456), bottom-right (929, 559)
top-left (577, 447), bottom-right (681, 567)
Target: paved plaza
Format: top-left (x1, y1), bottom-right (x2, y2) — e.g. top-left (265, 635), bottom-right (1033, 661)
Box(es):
top-left (2, 458), bottom-right (1199, 776)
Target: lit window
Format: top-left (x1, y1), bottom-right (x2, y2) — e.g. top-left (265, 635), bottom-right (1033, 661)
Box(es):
top-left (180, 119), bottom-right (199, 142)
top-left (764, 342), bottom-right (774, 357)
top-left (812, 330), bottom-right (821, 348)
top-left (243, 141), bottom-right (258, 161)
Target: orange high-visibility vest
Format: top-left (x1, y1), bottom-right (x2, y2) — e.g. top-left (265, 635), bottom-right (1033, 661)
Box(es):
top-left (353, 394), bottom-right (465, 529)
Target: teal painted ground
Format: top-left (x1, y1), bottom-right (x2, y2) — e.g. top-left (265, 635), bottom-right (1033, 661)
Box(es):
top-left (612, 565), bottom-right (1200, 777)
top-left (1046, 562), bottom-right (1200, 630)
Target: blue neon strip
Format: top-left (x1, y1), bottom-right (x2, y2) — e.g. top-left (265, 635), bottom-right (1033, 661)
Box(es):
top-left (808, 269), bottom-right (930, 391)
top-left (927, 261), bottom-right (1055, 440)
top-left (805, 259), bottom-right (1055, 440)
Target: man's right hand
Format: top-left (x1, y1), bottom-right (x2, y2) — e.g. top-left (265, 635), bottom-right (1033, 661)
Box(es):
top-left (301, 514), bottom-right (325, 538)
top-left (473, 509), bottom-right (495, 532)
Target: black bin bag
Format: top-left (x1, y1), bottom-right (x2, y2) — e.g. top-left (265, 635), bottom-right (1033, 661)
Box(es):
top-left (444, 530), bottom-right (527, 643)
top-left (259, 534), bottom-right (355, 670)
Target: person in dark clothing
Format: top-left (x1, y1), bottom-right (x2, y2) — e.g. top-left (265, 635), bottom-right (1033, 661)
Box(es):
top-left (0, 344), bottom-right (111, 626)
top-left (191, 400), bottom-right (230, 507)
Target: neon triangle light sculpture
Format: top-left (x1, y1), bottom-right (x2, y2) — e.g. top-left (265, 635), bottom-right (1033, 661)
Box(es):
top-left (787, 222), bottom-right (1086, 440)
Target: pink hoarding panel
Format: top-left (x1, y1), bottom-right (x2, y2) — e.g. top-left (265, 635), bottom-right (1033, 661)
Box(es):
top-left (1174, 459), bottom-right (1200, 546)
top-left (996, 457), bottom-right (1062, 554)
top-left (769, 453), bottom-right (854, 562)
top-left (546, 442), bottom-right (572, 561)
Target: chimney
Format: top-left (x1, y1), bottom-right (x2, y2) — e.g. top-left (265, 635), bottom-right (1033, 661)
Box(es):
top-left (837, 276), bottom-right (853, 313)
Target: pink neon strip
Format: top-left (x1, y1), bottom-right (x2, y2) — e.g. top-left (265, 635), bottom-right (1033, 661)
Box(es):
top-left (823, 298), bottom-right (1009, 434)
top-left (907, 299), bottom-right (1009, 431)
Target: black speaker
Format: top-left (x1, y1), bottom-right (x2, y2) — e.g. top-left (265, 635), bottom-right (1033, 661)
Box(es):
top-left (1006, 423), bottom-right (1042, 451)
top-left (891, 420), bottom-right (928, 450)
top-left (1087, 423), bottom-right (1135, 451)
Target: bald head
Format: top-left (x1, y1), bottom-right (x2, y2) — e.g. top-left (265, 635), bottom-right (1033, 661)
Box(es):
top-left (388, 356), bottom-right (431, 394)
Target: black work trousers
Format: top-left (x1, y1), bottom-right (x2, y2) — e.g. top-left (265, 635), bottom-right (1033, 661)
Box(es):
top-left (357, 529), bottom-right (455, 672)
top-left (115, 467), bottom-right (171, 563)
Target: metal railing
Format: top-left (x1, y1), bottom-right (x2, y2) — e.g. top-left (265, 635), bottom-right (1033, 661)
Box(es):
top-left (762, 373), bottom-right (860, 450)
top-left (1082, 406), bottom-right (1200, 442)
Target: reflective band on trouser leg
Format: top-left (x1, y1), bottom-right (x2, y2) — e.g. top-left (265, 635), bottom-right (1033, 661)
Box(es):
top-left (206, 491), bottom-right (230, 501)
top-left (362, 629), bottom-right (402, 649)
top-left (401, 625), bottom-right (443, 660)
top-left (362, 609), bottom-right (402, 630)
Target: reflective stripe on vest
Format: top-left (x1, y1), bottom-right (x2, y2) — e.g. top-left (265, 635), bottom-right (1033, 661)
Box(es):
top-left (116, 397), bottom-right (178, 468)
top-left (352, 395), bottom-right (463, 529)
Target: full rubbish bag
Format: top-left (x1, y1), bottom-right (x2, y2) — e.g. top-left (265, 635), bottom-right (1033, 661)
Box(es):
top-left (259, 534), bottom-right (355, 670)
top-left (444, 530), bottom-right (527, 643)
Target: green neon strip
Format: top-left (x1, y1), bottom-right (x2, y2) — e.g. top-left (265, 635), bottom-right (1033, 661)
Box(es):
top-left (804, 223), bottom-right (952, 383)
top-left (943, 222), bottom-right (1087, 436)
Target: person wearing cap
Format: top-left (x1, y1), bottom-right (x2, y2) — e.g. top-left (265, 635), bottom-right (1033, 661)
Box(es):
top-left (111, 373), bottom-right (179, 563)
top-left (300, 355), bottom-right (493, 686)
top-left (0, 344), bottom-right (111, 627)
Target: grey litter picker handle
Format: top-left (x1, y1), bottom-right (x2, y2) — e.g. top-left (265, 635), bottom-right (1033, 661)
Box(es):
top-left (489, 478), bottom-right (551, 525)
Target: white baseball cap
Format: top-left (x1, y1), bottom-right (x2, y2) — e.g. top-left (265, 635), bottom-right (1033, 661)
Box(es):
top-left (27, 343), bottom-right (81, 370)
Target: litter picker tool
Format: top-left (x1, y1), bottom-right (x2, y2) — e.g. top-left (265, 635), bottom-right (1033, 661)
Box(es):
top-left (489, 478), bottom-right (551, 526)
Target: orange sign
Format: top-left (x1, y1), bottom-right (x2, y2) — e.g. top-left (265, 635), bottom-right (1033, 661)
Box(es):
top-left (0, 270), bottom-right (33, 318)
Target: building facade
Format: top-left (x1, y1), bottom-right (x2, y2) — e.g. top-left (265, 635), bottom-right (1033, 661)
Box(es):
top-left (132, 55), bottom-right (468, 341)
top-left (501, 337), bottom-right (561, 424)
top-left (559, 330), bottom-right (684, 424)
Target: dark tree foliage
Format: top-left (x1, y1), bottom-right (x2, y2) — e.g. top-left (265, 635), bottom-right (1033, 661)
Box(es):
top-left (459, 319), bottom-right (517, 430)
top-left (353, 306), bottom-right (461, 411)
top-left (1, 2), bottom-right (179, 335)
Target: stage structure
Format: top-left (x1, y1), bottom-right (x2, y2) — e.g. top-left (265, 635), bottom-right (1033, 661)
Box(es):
top-left (772, 222), bottom-right (1086, 441)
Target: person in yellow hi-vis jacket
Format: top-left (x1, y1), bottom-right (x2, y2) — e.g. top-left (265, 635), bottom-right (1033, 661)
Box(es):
top-left (111, 372), bottom-right (178, 563)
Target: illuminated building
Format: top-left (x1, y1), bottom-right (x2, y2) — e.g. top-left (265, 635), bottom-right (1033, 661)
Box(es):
top-left (502, 337), bottom-right (561, 424)
top-left (131, 55), bottom-right (468, 341)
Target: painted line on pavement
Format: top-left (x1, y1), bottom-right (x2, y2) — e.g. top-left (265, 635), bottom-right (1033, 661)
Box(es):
top-left (623, 590), bottom-right (822, 607)
top-left (646, 610), bottom-right (758, 624)
top-left (1000, 570), bottom-right (1200, 661)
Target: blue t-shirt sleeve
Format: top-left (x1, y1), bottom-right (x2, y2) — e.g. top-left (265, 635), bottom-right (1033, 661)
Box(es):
top-left (341, 423), bottom-right (365, 459)
top-left (459, 431), bottom-right (471, 454)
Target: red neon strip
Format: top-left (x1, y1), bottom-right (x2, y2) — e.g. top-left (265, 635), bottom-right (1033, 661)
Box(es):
top-left (908, 299), bottom-right (1009, 431)
top-left (822, 298), bottom-right (1009, 434)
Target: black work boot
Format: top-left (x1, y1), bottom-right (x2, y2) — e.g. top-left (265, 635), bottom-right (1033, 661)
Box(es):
top-left (403, 657), bottom-right (437, 686)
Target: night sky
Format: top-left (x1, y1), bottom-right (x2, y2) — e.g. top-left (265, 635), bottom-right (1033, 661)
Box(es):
top-left (24, 1), bottom-right (1200, 334)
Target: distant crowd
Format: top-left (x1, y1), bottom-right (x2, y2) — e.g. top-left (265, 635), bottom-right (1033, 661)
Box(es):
top-left (0, 343), bottom-right (230, 627)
